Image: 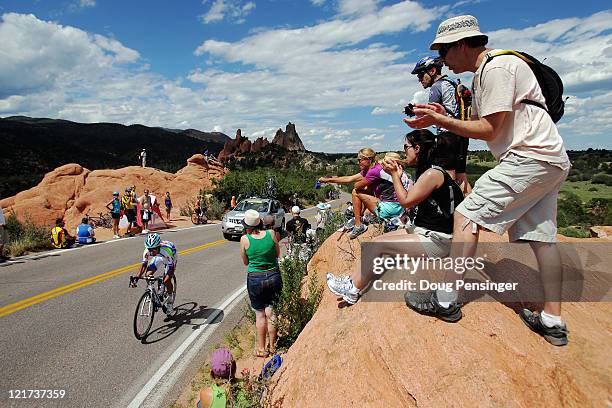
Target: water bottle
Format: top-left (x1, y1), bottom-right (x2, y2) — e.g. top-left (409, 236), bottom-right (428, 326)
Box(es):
top-left (314, 180), bottom-right (321, 190)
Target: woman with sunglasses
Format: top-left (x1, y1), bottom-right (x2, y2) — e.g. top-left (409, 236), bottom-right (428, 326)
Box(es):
top-left (327, 129), bottom-right (463, 307)
top-left (319, 147), bottom-right (406, 239)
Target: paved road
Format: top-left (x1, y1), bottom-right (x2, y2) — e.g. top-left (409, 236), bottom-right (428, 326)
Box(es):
top-left (0, 198), bottom-right (345, 407)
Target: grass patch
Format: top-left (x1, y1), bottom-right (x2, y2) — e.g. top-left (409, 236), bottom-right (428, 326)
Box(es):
top-left (560, 180), bottom-right (612, 202)
top-left (2, 211), bottom-right (51, 257)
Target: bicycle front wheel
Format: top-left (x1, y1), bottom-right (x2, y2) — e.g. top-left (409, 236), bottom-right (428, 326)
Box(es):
top-left (133, 291), bottom-right (155, 340)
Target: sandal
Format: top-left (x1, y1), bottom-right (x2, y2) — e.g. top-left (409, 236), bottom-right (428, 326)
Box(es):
top-left (253, 349), bottom-right (269, 358)
top-left (404, 291), bottom-right (462, 323)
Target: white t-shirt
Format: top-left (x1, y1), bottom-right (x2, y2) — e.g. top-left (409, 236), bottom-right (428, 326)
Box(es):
top-left (471, 50), bottom-right (569, 163)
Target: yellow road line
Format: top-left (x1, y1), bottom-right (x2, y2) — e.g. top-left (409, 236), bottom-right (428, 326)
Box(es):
top-left (0, 239), bottom-right (228, 318)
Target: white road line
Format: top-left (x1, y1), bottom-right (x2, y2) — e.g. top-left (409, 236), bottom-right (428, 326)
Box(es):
top-left (126, 284), bottom-right (247, 408)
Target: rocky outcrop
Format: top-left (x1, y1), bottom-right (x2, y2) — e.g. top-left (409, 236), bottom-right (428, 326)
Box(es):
top-left (0, 154), bottom-right (227, 230)
top-left (272, 122), bottom-right (305, 151)
top-left (269, 230), bottom-right (612, 407)
top-left (590, 226), bottom-right (612, 239)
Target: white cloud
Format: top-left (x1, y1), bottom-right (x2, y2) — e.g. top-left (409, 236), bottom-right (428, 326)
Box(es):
top-left (200, 0), bottom-right (256, 24)
top-left (310, 0), bottom-right (326, 6)
top-left (338, 0), bottom-right (379, 16)
top-left (364, 133), bottom-right (384, 140)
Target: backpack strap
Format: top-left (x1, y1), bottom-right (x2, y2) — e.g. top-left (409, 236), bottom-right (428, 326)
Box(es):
top-left (426, 166), bottom-right (455, 219)
top-left (480, 50), bottom-right (548, 112)
top-left (437, 77), bottom-right (459, 117)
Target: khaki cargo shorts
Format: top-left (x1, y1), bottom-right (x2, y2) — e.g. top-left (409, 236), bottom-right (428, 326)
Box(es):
top-left (456, 153), bottom-right (570, 243)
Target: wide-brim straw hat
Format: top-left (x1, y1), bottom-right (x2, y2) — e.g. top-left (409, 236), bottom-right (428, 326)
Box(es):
top-left (242, 209), bottom-right (262, 228)
top-left (430, 15), bottom-right (488, 50)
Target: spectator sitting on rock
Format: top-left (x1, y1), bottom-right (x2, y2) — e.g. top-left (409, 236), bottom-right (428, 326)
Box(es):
top-left (76, 217), bottom-right (96, 245)
top-left (51, 218), bottom-right (76, 249)
top-left (327, 130), bottom-right (463, 306)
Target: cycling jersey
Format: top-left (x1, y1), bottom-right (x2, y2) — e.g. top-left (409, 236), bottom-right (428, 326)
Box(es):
top-left (142, 240), bottom-right (177, 275)
top-left (121, 194), bottom-right (133, 210)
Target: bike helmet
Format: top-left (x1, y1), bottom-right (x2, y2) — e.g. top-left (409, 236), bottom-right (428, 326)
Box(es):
top-left (144, 233), bottom-right (161, 249)
top-left (411, 56), bottom-right (442, 75)
top-left (113, 191), bottom-right (119, 196)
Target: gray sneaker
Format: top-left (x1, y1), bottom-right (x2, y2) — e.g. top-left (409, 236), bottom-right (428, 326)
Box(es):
top-left (519, 309), bottom-right (568, 346)
top-left (348, 224), bottom-right (367, 239)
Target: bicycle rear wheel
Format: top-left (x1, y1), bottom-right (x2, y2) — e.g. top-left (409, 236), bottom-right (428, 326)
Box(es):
top-left (133, 291), bottom-right (155, 340)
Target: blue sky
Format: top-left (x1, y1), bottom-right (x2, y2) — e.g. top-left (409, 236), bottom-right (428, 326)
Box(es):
top-left (0, 0), bottom-right (611, 152)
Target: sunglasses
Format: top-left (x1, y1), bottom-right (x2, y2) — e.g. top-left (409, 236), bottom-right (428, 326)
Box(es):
top-left (417, 71), bottom-right (428, 80)
top-left (357, 156), bottom-right (371, 162)
top-left (404, 144), bottom-right (414, 150)
top-left (438, 41), bottom-right (458, 58)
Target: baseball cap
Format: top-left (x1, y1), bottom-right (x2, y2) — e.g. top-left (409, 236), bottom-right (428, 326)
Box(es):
top-left (291, 206), bottom-right (301, 214)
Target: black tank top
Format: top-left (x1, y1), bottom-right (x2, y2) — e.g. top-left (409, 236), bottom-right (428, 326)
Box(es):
top-left (414, 166), bottom-right (464, 234)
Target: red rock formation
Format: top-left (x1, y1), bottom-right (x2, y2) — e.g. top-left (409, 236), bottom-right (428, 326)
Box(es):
top-left (0, 154), bottom-right (228, 230)
top-left (272, 122), bottom-right (305, 151)
top-left (269, 229), bottom-right (612, 407)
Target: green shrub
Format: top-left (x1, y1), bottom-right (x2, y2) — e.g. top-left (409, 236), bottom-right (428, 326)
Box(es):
top-left (2, 212), bottom-right (52, 257)
top-left (206, 195), bottom-right (225, 220)
top-left (558, 226), bottom-right (591, 238)
top-left (557, 191), bottom-right (588, 227)
top-left (592, 173), bottom-right (612, 186)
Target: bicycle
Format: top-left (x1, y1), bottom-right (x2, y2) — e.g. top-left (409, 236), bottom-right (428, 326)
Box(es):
top-left (86, 212), bottom-right (112, 229)
top-left (129, 274), bottom-right (177, 340)
top-left (191, 210), bottom-right (208, 225)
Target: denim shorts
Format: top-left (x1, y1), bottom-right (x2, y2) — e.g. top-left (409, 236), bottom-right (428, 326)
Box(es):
top-left (247, 271), bottom-right (282, 311)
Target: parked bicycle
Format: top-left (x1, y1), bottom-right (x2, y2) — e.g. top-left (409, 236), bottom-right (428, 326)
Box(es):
top-left (129, 275), bottom-right (177, 340)
top-left (86, 212), bottom-right (112, 229)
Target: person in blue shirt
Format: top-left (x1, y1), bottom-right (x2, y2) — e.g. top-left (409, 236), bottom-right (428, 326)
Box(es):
top-left (106, 191), bottom-right (122, 239)
top-left (76, 217), bottom-right (96, 244)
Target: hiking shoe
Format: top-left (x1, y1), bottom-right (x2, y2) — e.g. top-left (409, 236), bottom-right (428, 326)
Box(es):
top-left (519, 309), bottom-right (568, 346)
top-left (327, 275), bottom-right (355, 297)
top-left (348, 224), bottom-right (367, 239)
top-left (404, 291), bottom-right (462, 323)
top-left (342, 286), bottom-right (360, 305)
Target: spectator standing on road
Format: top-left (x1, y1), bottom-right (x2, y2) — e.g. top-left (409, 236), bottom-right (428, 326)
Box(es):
top-left (285, 206), bottom-right (310, 244)
top-left (121, 187), bottom-right (136, 236)
top-left (231, 195), bottom-right (237, 208)
top-left (139, 189), bottom-right (153, 234)
top-left (76, 217), bottom-right (96, 244)
top-left (263, 214), bottom-right (280, 242)
top-left (106, 191), bottom-right (122, 239)
top-left (0, 204), bottom-right (7, 260)
top-left (240, 209), bottom-right (282, 358)
top-left (405, 15), bottom-right (571, 346)
top-left (164, 192), bottom-right (172, 221)
top-left (51, 218), bottom-right (76, 249)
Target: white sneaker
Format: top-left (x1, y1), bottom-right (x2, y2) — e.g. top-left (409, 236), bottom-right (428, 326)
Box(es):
top-left (113, 234), bottom-right (120, 239)
top-left (143, 229), bottom-right (149, 234)
top-left (326, 273), bottom-right (351, 285)
top-left (343, 286), bottom-right (360, 305)
top-left (327, 275), bottom-right (355, 297)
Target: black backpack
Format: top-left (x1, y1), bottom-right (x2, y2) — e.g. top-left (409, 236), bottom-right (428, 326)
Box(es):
top-left (480, 50), bottom-right (565, 123)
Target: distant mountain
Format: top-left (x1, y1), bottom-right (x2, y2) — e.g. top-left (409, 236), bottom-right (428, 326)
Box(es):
top-left (0, 116), bottom-right (225, 198)
top-left (181, 128), bottom-right (230, 144)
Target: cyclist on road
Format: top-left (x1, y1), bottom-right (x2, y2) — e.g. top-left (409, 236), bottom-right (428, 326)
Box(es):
top-left (130, 233), bottom-right (178, 314)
